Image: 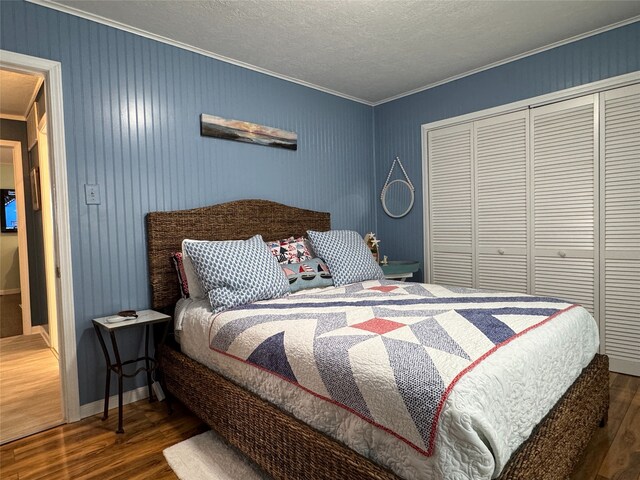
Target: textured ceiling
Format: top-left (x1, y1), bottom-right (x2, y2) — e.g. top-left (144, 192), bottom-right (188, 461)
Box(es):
top-left (0, 69), bottom-right (41, 117)
top-left (41, 1), bottom-right (640, 104)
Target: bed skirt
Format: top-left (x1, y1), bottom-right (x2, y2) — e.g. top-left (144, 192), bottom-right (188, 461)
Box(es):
top-left (159, 346), bottom-right (608, 480)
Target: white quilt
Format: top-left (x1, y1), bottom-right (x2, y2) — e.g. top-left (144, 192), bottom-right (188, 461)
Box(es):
top-left (175, 281), bottom-right (599, 480)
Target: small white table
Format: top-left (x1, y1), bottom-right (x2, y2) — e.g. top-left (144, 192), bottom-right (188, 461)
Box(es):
top-left (92, 309), bottom-right (171, 433)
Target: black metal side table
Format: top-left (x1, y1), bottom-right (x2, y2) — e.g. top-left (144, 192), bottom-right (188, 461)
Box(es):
top-left (92, 309), bottom-right (171, 433)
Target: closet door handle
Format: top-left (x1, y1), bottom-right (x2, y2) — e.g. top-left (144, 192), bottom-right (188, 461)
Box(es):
top-left (498, 248), bottom-right (505, 255)
top-left (558, 250), bottom-right (567, 258)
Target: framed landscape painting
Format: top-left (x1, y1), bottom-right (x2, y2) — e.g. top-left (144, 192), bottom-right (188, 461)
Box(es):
top-left (200, 114), bottom-right (297, 151)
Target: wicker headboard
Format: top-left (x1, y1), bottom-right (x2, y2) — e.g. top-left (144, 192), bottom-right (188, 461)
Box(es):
top-left (146, 199), bottom-right (330, 310)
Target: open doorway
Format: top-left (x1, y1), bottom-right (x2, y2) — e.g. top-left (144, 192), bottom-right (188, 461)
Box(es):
top-left (0, 69), bottom-right (64, 443)
top-left (0, 142), bottom-right (27, 338)
top-left (0, 50), bottom-right (80, 442)
top-left (0, 139), bottom-right (31, 338)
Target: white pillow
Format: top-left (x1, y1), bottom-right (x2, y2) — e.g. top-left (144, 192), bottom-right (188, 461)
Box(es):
top-left (181, 239), bottom-right (206, 299)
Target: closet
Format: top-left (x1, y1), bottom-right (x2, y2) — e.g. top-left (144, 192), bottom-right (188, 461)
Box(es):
top-left (425, 83), bottom-right (639, 376)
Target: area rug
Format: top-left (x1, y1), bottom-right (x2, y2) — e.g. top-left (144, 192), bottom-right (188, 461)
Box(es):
top-left (163, 430), bottom-right (271, 480)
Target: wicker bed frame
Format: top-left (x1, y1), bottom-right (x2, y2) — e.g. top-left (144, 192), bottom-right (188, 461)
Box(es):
top-left (146, 199), bottom-right (609, 480)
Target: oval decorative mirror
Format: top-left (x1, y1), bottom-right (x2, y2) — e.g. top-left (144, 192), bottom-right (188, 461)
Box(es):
top-left (382, 179), bottom-right (415, 218)
top-left (381, 156), bottom-right (414, 218)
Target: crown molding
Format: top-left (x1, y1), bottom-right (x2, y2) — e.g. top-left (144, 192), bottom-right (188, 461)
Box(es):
top-left (0, 113), bottom-right (26, 121)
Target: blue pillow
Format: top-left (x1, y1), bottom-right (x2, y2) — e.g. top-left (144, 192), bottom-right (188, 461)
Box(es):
top-left (183, 235), bottom-right (289, 314)
top-left (307, 230), bottom-right (384, 287)
top-left (282, 258), bottom-right (334, 293)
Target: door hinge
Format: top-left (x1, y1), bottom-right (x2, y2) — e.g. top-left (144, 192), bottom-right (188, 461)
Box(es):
top-left (56, 266), bottom-right (61, 278)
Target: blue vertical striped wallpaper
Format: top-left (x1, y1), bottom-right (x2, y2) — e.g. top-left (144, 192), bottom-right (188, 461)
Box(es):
top-left (1, 0), bottom-right (638, 407)
top-left (1, 1), bottom-right (374, 405)
top-left (374, 21), bottom-right (640, 281)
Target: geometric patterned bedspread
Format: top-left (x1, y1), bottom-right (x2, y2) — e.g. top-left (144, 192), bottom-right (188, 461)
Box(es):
top-left (208, 280), bottom-right (577, 456)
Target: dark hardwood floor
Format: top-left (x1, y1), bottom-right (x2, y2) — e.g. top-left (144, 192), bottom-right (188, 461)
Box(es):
top-left (0, 400), bottom-right (206, 480)
top-left (0, 373), bottom-right (638, 480)
top-left (570, 372), bottom-right (640, 480)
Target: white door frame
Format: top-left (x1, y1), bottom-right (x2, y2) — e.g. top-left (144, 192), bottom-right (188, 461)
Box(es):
top-left (0, 139), bottom-right (31, 336)
top-left (0, 50), bottom-right (80, 422)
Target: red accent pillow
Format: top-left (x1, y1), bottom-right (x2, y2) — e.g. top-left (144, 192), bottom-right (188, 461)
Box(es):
top-left (171, 252), bottom-right (189, 298)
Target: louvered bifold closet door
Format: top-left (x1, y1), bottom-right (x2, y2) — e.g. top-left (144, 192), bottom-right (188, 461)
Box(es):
top-left (600, 83), bottom-right (640, 376)
top-left (427, 124), bottom-right (474, 287)
top-left (531, 95), bottom-right (598, 314)
top-left (475, 111), bottom-right (529, 293)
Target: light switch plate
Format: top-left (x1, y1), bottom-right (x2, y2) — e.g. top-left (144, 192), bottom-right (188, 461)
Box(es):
top-left (85, 184), bottom-right (100, 205)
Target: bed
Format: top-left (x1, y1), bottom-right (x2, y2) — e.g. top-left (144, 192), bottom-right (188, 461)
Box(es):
top-left (146, 199), bottom-right (609, 480)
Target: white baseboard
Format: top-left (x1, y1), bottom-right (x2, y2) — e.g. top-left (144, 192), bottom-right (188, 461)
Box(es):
top-left (32, 325), bottom-right (50, 346)
top-left (30, 326), bottom-right (60, 358)
top-left (0, 288), bottom-right (21, 295)
top-left (79, 385), bottom-right (150, 419)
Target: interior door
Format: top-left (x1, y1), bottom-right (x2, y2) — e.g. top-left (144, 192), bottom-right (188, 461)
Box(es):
top-left (600, 83), bottom-right (640, 376)
top-left (427, 123), bottom-right (474, 287)
top-left (531, 95), bottom-right (598, 315)
top-left (475, 110), bottom-right (529, 293)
